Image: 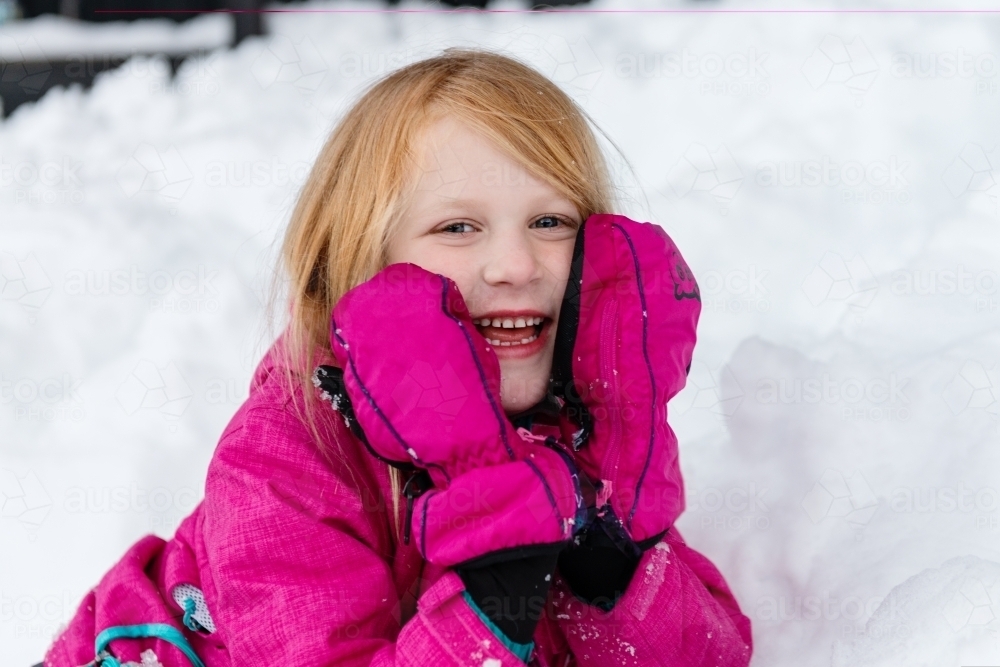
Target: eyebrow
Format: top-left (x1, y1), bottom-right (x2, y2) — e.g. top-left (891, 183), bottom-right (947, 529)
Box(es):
top-left (433, 198), bottom-right (479, 212)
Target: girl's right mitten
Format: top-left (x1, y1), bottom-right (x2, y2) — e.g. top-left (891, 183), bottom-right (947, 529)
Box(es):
top-left (324, 262), bottom-right (587, 651)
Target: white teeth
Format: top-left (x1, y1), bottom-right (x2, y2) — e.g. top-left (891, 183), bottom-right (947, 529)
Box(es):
top-left (485, 332), bottom-right (539, 348)
top-left (476, 316), bottom-right (544, 329)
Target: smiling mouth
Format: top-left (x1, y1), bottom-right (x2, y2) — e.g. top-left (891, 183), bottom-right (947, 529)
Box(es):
top-left (473, 316), bottom-right (547, 347)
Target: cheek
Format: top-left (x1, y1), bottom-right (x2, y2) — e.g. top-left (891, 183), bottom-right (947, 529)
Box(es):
top-left (390, 241), bottom-right (480, 304)
top-left (546, 239), bottom-right (575, 283)
top-left (540, 242), bottom-right (575, 315)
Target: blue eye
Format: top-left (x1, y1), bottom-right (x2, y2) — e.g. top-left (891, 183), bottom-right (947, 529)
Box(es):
top-left (440, 222), bottom-right (476, 235)
top-left (532, 215), bottom-right (572, 229)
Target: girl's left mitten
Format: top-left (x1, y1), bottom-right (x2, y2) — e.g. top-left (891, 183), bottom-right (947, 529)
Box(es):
top-left (328, 262), bottom-right (584, 566)
top-left (550, 214), bottom-right (701, 609)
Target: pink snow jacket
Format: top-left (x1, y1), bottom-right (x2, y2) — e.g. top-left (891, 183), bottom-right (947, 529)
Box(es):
top-left (46, 276), bottom-right (752, 667)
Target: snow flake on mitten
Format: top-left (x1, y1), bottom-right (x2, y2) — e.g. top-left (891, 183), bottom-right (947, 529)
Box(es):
top-left (121, 649), bottom-right (164, 667)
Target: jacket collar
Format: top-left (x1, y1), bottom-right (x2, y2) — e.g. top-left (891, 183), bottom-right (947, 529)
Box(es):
top-left (507, 390), bottom-right (563, 430)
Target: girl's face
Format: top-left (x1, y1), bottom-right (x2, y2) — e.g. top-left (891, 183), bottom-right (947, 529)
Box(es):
top-left (386, 115), bottom-right (581, 415)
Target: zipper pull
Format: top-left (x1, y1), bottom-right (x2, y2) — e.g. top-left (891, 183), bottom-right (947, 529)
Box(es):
top-left (517, 426), bottom-right (549, 443)
top-left (595, 479), bottom-right (614, 508)
top-left (402, 469), bottom-right (432, 546)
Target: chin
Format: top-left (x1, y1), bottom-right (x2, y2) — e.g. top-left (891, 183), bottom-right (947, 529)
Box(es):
top-left (496, 345), bottom-right (554, 414)
top-left (502, 398), bottom-right (540, 417)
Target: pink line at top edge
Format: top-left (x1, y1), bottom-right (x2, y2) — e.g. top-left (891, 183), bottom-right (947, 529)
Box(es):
top-left (90, 8), bottom-right (1000, 14)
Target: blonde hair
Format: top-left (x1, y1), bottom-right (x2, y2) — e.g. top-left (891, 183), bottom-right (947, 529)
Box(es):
top-left (268, 46), bottom-right (622, 540)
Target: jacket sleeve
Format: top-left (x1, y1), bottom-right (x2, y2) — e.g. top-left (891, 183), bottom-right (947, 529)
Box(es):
top-left (201, 402), bottom-right (539, 667)
top-left (549, 528), bottom-right (752, 667)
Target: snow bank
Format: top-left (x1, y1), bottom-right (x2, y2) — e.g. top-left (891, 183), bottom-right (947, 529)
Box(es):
top-left (833, 556), bottom-right (1000, 666)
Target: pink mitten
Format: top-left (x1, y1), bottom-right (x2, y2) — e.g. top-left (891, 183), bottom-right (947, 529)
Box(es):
top-left (550, 214), bottom-right (700, 606)
top-left (326, 262), bottom-right (584, 568)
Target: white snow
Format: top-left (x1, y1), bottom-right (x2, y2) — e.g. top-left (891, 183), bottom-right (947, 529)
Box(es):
top-left (831, 556), bottom-right (1000, 666)
top-left (2, 1), bottom-right (1000, 666)
top-left (0, 12), bottom-right (232, 58)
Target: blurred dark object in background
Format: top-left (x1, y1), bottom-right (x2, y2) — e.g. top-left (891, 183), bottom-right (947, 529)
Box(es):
top-left (1, 0), bottom-right (594, 117)
top-left (17, 0), bottom-right (264, 44)
top-left (427, 0), bottom-right (592, 8)
top-left (16, 0), bottom-right (594, 23)
top-left (1, 0), bottom-right (269, 117)
top-left (0, 52), bottom-right (200, 117)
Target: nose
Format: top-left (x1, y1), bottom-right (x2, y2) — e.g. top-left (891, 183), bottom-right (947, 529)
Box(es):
top-left (481, 224), bottom-right (542, 288)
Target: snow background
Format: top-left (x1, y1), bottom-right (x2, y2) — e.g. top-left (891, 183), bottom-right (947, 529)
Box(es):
top-left (3, 1), bottom-right (1000, 665)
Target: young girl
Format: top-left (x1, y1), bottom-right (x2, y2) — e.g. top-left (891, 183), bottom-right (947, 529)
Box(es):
top-left (42, 48), bottom-right (752, 667)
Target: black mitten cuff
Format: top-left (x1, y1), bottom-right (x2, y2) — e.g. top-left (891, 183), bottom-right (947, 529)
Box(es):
top-left (557, 514), bottom-right (666, 611)
top-left (455, 543), bottom-right (563, 646)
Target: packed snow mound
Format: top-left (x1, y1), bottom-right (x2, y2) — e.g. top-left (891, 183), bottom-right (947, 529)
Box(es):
top-left (832, 556), bottom-right (1000, 666)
